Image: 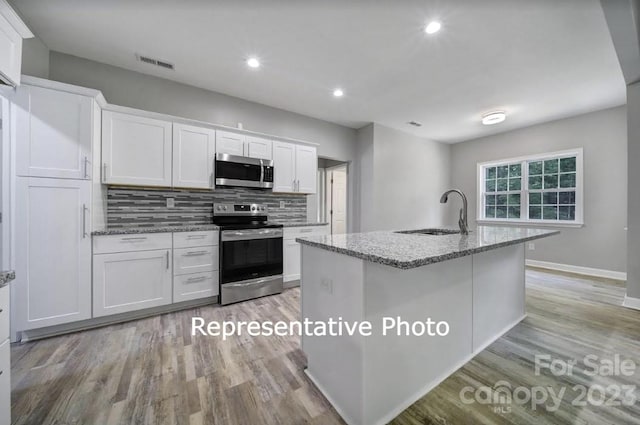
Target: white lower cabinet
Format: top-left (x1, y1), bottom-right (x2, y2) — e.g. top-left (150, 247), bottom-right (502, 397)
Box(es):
top-left (14, 177), bottom-right (92, 331)
top-left (0, 339), bottom-right (9, 425)
top-left (0, 286), bottom-right (8, 342)
top-left (93, 247), bottom-right (172, 317)
top-left (283, 225), bottom-right (330, 282)
top-left (172, 231), bottom-right (219, 303)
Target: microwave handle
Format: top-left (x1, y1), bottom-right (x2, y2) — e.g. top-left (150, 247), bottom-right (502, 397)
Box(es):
top-left (259, 159), bottom-right (264, 183)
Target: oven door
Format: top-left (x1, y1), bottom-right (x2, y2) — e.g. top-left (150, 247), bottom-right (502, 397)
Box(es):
top-left (220, 228), bottom-right (283, 284)
top-left (215, 154), bottom-right (273, 188)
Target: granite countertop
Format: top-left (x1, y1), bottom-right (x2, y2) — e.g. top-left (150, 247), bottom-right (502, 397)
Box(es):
top-left (0, 270), bottom-right (15, 288)
top-left (271, 221), bottom-right (329, 228)
top-left (295, 226), bottom-right (560, 269)
top-left (92, 224), bottom-right (220, 236)
top-left (92, 221), bottom-right (329, 236)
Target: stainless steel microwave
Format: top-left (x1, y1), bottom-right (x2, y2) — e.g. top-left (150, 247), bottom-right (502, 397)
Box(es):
top-left (215, 153), bottom-right (274, 189)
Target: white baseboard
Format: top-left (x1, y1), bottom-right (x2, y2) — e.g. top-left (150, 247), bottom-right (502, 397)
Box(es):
top-left (525, 259), bottom-right (627, 281)
top-left (623, 295), bottom-right (640, 311)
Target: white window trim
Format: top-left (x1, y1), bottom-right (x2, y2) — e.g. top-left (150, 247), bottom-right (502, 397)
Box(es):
top-left (476, 148), bottom-right (584, 228)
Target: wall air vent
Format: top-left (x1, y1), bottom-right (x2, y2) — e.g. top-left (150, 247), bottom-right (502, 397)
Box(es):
top-left (407, 121), bottom-right (422, 127)
top-left (136, 54), bottom-right (175, 70)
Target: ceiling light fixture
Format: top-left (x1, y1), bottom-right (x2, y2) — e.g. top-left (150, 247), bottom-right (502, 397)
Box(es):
top-left (425, 21), bottom-right (442, 34)
top-left (333, 88), bottom-right (344, 97)
top-left (246, 57), bottom-right (260, 68)
top-left (482, 111), bottom-right (507, 125)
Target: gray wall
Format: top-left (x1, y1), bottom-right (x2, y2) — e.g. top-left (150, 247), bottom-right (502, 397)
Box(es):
top-left (48, 52), bottom-right (356, 162)
top-left (21, 36), bottom-right (49, 78)
top-left (355, 124), bottom-right (452, 232)
top-left (451, 106), bottom-right (628, 273)
top-left (627, 83), bottom-right (640, 296)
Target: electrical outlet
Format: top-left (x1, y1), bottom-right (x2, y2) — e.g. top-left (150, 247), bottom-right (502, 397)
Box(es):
top-left (321, 278), bottom-right (333, 294)
top-left (280, 201), bottom-right (286, 208)
top-left (167, 198), bottom-right (175, 208)
top-left (528, 243), bottom-right (535, 251)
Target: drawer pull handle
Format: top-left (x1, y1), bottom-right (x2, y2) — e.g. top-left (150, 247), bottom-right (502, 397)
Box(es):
top-left (186, 276), bottom-right (207, 283)
top-left (300, 229), bottom-right (313, 233)
top-left (187, 235), bottom-right (206, 239)
top-left (121, 237), bottom-right (147, 241)
top-left (184, 251), bottom-right (208, 256)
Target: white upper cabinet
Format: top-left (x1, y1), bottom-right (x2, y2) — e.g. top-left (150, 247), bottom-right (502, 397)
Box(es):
top-left (272, 141), bottom-right (317, 194)
top-left (102, 111), bottom-right (172, 187)
top-left (173, 123), bottom-right (216, 189)
top-left (0, 4), bottom-right (27, 86)
top-left (14, 85), bottom-right (93, 179)
top-left (14, 177), bottom-right (92, 331)
top-left (273, 141), bottom-right (296, 192)
top-left (246, 136), bottom-right (272, 160)
top-left (216, 130), bottom-right (245, 156)
top-left (295, 145), bottom-right (317, 194)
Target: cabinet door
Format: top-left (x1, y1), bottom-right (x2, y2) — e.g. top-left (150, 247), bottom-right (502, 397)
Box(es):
top-left (14, 85), bottom-right (93, 179)
top-left (102, 111), bottom-right (172, 187)
top-left (246, 136), bottom-right (272, 160)
top-left (93, 249), bottom-right (172, 317)
top-left (0, 11), bottom-right (22, 86)
top-left (14, 177), bottom-right (91, 331)
top-left (283, 238), bottom-right (301, 282)
top-left (295, 145), bottom-right (317, 194)
top-left (0, 339), bottom-right (9, 425)
top-left (173, 123), bottom-right (216, 189)
top-left (174, 272), bottom-right (219, 303)
top-left (216, 130), bottom-right (245, 156)
top-left (272, 141), bottom-right (296, 193)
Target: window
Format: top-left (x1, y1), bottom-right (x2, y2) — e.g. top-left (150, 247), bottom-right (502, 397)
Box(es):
top-left (477, 149), bottom-right (583, 226)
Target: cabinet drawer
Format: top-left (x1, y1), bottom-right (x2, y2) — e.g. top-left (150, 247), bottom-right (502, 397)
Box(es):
top-left (0, 286), bottom-right (8, 343)
top-left (0, 339), bottom-right (9, 424)
top-left (174, 272), bottom-right (219, 303)
top-left (93, 233), bottom-right (172, 254)
top-left (284, 225), bottom-right (330, 240)
top-left (174, 246), bottom-right (218, 275)
top-left (173, 231), bottom-right (218, 248)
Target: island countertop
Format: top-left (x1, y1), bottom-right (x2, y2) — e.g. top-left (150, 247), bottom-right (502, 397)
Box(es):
top-left (296, 225), bottom-right (559, 269)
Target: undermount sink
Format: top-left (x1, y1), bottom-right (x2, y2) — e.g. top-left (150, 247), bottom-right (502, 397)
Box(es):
top-left (395, 228), bottom-right (462, 236)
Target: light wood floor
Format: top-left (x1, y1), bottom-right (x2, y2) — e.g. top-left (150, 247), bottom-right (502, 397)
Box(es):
top-left (10, 269), bottom-right (640, 425)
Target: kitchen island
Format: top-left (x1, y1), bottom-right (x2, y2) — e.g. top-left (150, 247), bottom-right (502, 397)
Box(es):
top-left (296, 226), bottom-right (559, 425)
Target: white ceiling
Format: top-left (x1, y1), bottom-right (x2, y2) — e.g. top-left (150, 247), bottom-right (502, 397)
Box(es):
top-left (13, 0), bottom-right (626, 143)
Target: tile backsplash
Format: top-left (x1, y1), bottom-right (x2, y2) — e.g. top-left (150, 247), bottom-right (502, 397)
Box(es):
top-left (107, 186), bottom-right (307, 228)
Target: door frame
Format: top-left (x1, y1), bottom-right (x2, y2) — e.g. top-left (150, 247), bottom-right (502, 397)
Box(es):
top-left (0, 89), bottom-right (12, 272)
top-left (325, 163), bottom-right (348, 235)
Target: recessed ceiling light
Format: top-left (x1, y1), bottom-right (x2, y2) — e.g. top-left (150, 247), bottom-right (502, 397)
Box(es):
top-left (246, 57), bottom-right (260, 68)
top-left (425, 21), bottom-right (442, 34)
top-left (482, 111), bottom-right (507, 125)
top-left (333, 88), bottom-right (344, 97)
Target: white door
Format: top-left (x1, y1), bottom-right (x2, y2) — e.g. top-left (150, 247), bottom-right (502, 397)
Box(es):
top-left (102, 111), bottom-right (172, 187)
top-left (295, 145), bottom-right (317, 194)
top-left (14, 85), bottom-right (93, 179)
top-left (0, 93), bottom-right (10, 425)
top-left (328, 165), bottom-right (348, 235)
top-left (273, 141), bottom-right (296, 193)
top-left (283, 239), bottom-right (301, 282)
top-left (246, 136), bottom-right (272, 160)
top-left (14, 177), bottom-right (91, 331)
top-left (173, 123), bottom-right (216, 189)
top-left (216, 130), bottom-right (245, 156)
top-left (93, 249), bottom-right (172, 317)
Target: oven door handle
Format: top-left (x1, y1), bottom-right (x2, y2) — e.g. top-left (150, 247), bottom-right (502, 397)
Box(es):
top-left (221, 229), bottom-right (283, 241)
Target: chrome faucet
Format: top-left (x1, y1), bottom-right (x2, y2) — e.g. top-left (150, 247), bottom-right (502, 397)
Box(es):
top-left (440, 189), bottom-right (470, 235)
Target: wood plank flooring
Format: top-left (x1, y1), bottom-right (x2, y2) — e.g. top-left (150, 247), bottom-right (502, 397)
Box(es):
top-left (10, 269), bottom-right (640, 425)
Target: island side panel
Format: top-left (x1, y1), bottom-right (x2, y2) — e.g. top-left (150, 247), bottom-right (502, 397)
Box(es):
top-left (300, 244), bottom-right (366, 425)
top-left (362, 255), bottom-right (474, 425)
top-left (471, 243), bottom-right (526, 353)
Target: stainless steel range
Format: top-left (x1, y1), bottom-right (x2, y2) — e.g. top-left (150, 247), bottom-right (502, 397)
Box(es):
top-left (213, 203), bottom-right (283, 305)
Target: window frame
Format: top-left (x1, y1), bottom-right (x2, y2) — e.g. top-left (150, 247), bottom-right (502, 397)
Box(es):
top-left (476, 148), bottom-right (584, 228)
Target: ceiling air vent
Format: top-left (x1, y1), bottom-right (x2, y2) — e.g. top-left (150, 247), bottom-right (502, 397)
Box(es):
top-left (136, 54), bottom-right (175, 70)
top-left (407, 121), bottom-right (422, 127)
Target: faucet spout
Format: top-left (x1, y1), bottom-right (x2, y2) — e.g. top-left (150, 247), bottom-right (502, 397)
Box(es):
top-left (440, 189), bottom-right (470, 235)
